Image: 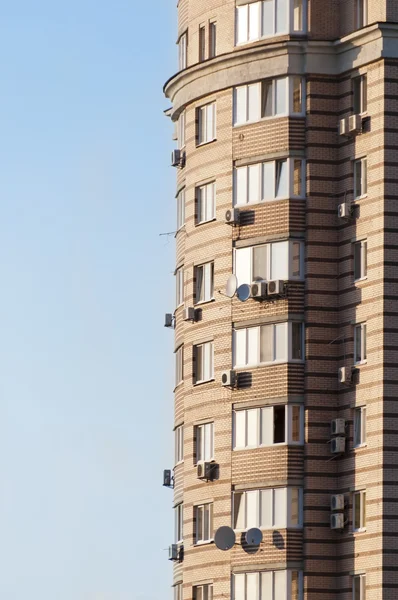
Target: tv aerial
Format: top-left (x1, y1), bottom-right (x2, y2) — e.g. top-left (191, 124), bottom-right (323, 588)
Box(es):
top-left (236, 283), bottom-right (251, 302)
top-left (225, 274), bottom-right (238, 298)
top-left (245, 527), bottom-right (263, 546)
top-left (214, 526), bottom-right (236, 551)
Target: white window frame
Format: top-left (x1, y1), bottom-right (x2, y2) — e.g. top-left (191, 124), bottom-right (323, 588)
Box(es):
top-left (354, 323), bottom-right (367, 365)
top-left (353, 407), bottom-right (366, 448)
top-left (199, 24), bottom-right (206, 62)
top-left (178, 111), bottom-right (186, 149)
top-left (175, 424), bottom-right (184, 464)
top-left (353, 75), bottom-right (367, 115)
top-left (197, 102), bottom-right (216, 145)
top-left (235, 0), bottom-right (307, 45)
top-left (353, 239), bottom-right (367, 282)
top-left (176, 267), bottom-right (184, 308)
top-left (196, 422), bottom-right (214, 463)
top-left (232, 322), bottom-right (304, 368)
top-left (232, 570), bottom-right (303, 600)
top-left (178, 32), bottom-right (187, 70)
top-left (234, 240), bottom-right (304, 285)
top-left (353, 157), bottom-right (367, 199)
top-left (233, 404), bottom-right (304, 449)
top-left (209, 21), bottom-right (217, 58)
top-left (233, 158), bottom-right (306, 206)
top-left (352, 574), bottom-right (366, 600)
top-left (232, 487), bottom-right (303, 530)
top-left (175, 345), bottom-right (184, 387)
top-left (356, 0), bottom-right (368, 29)
top-left (175, 503), bottom-right (184, 543)
top-left (195, 502), bottom-right (214, 544)
top-left (177, 188), bottom-right (185, 231)
top-left (233, 77), bottom-right (305, 126)
top-left (197, 181), bottom-right (216, 224)
top-left (352, 490), bottom-right (366, 532)
top-left (194, 341), bottom-right (214, 384)
top-left (195, 262), bottom-right (214, 304)
top-left (174, 583), bottom-right (183, 600)
top-left (194, 584), bottom-right (213, 600)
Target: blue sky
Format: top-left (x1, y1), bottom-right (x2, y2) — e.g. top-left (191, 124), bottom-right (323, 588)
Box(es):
top-left (0, 2), bottom-right (176, 598)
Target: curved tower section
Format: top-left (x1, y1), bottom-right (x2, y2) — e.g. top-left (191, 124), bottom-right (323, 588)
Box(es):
top-left (165, 1), bottom-right (398, 598)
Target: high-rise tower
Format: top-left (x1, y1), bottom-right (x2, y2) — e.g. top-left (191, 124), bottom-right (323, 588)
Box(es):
top-left (164, 2), bottom-right (398, 598)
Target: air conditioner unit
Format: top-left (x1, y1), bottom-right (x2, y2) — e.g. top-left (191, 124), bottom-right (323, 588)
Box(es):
top-left (331, 437), bottom-right (346, 454)
top-left (221, 369), bottom-right (237, 387)
top-left (338, 202), bottom-right (350, 219)
top-left (164, 313), bottom-right (174, 328)
top-left (349, 114), bottom-right (362, 134)
top-left (183, 307), bottom-right (196, 322)
top-left (330, 513), bottom-right (344, 530)
top-left (251, 281), bottom-right (268, 300)
top-left (331, 418), bottom-right (346, 436)
top-left (197, 462), bottom-right (215, 481)
top-left (267, 280), bottom-right (284, 296)
top-left (168, 544), bottom-right (178, 561)
top-left (339, 117), bottom-right (348, 136)
top-left (338, 366), bottom-right (352, 385)
top-left (331, 494), bottom-right (345, 511)
top-left (171, 149), bottom-right (181, 167)
top-left (225, 208), bottom-right (240, 225)
top-left (163, 470), bottom-right (173, 487)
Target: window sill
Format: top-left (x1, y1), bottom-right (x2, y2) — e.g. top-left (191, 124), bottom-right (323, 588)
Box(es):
top-left (233, 113), bottom-right (305, 128)
top-left (196, 139), bottom-right (217, 148)
top-left (174, 460), bottom-right (184, 467)
top-left (353, 443), bottom-right (367, 451)
top-left (233, 442), bottom-right (304, 451)
top-left (354, 276), bottom-right (368, 284)
top-left (173, 381), bottom-right (184, 392)
top-left (194, 540), bottom-right (214, 547)
top-left (194, 298), bottom-right (216, 307)
top-left (353, 528), bottom-right (366, 535)
top-left (234, 525), bottom-right (302, 534)
top-left (234, 32), bottom-right (307, 48)
top-left (194, 460), bottom-right (214, 467)
top-left (194, 378), bottom-right (215, 387)
top-left (234, 195), bottom-right (306, 208)
top-left (196, 217), bottom-right (216, 227)
top-left (233, 360), bottom-right (305, 370)
top-left (353, 194), bottom-right (368, 203)
top-left (355, 360), bottom-right (367, 367)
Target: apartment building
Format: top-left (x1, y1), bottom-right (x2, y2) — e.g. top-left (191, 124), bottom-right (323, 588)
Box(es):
top-left (163, 1), bottom-right (398, 598)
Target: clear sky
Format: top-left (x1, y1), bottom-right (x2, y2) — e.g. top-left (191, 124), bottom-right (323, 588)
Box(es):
top-left (0, 2), bottom-right (176, 599)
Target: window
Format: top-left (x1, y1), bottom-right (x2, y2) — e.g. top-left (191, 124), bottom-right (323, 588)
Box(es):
top-left (235, 0), bottom-right (306, 44)
top-left (199, 25), bottom-right (206, 62)
top-left (175, 425), bottom-right (184, 464)
top-left (233, 404), bottom-right (304, 448)
top-left (233, 322), bottom-right (304, 367)
top-left (233, 78), bottom-right (304, 125)
top-left (195, 262), bottom-right (214, 303)
top-left (354, 157), bottom-right (367, 198)
top-left (194, 341), bottom-right (214, 383)
top-left (234, 240), bottom-right (304, 285)
top-left (176, 267), bottom-right (184, 307)
top-left (197, 181), bottom-right (216, 223)
top-left (353, 75), bottom-right (367, 114)
top-left (353, 490), bottom-right (366, 531)
top-left (209, 21), bottom-right (217, 58)
top-left (175, 503), bottom-right (184, 543)
top-left (194, 584), bottom-right (213, 600)
top-left (177, 111), bottom-right (185, 149)
top-left (196, 422), bottom-right (214, 462)
top-left (177, 188), bottom-right (185, 230)
top-left (233, 487), bottom-right (302, 530)
top-left (354, 323), bottom-right (367, 364)
top-left (233, 570), bottom-right (303, 600)
top-left (179, 33), bottom-right (187, 70)
top-left (233, 158), bottom-right (305, 205)
top-left (195, 503), bottom-right (213, 543)
top-left (354, 407), bottom-right (366, 448)
top-left (354, 240), bottom-right (367, 281)
top-left (353, 574), bottom-right (366, 600)
top-left (356, 0), bottom-right (368, 28)
top-left (175, 345), bottom-right (184, 386)
top-left (197, 102), bottom-right (216, 145)
top-left (174, 583), bottom-right (183, 600)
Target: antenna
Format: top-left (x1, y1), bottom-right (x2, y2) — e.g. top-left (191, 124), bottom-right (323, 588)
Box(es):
top-left (236, 283), bottom-right (251, 302)
top-left (245, 528), bottom-right (263, 546)
top-left (225, 274), bottom-right (238, 298)
top-left (214, 526), bottom-right (236, 551)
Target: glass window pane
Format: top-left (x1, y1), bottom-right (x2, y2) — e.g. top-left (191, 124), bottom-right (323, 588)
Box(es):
top-left (354, 493), bottom-right (361, 529)
top-left (261, 572), bottom-right (272, 600)
top-left (204, 423), bottom-right (213, 460)
top-left (248, 83), bottom-right (261, 121)
top-left (275, 323), bottom-right (287, 361)
top-left (249, 2), bottom-right (261, 40)
top-left (246, 572), bottom-right (259, 600)
top-left (293, 0), bottom-right (303, 30)
top-left (354, 408), bottom-right (362, 447)
top-left (235, 247), bottom-right (252, 287)
top-left (261, 80), bottom-right (273, 117)
top-left (355, 160), bottom-right (362, 197)
top-left (209, 22), bottom-right (217, 58)
top-left (353, 77), bottom-right (361, 114)
top-left (271, 241), bottom-right (289, 280)
top-left (263, 161), bottom-right (276, 199)
top-left (362, 492), bottom-right (366, 527)
top-left (274, 405), bottom-right (286, 443)
top-left (234, 86), bottom-right (247, 125)
top-left (248, 163), bottom-right (261, 203)
top-left (236, 6), bottom-right (248, 44)
top-left (362, 159), bottom-right (367, 194)
top-left (247, 409), bottom-right (259, 446)
top-left (290, 488), bottom-right (299, 525)
top-left (247, 326), bottom-right (259, 365)
top-left (293, 77), bottom-right (303, 113)
top-left (260, 324), bottom-right (273, 363)
top-left (197, 505), bottom-right (203, 541)
top-left (234, 574), bottom-right (245, 600)
top-left (196, 266), bottom-right (204, 302)
top-left (260, 488), bottom-right (273, 528)
top-left (276, 0), bottom-right (288, 32)
top-left (261, 406), bottom-right (274, 446)
top-left (253, 245), bottom-right (268, 281)
top-left (363, 241), bottom-right (367, 277)
top-left (235, 328), bottom-right (247, 367)
top-left (292, 405), bottom-right (301, 442)
top-left (234, 493), bottom-right (245, 529)
top-left (235, 166), bottom-right (248, 205)
top-left (354, 242), bottom-right (362, 280)
top-left (362, 408), bottom-right (367, 444)
top-left (276, 77), bottom-right (287, 114)
top-left (206, 104), bottom-right (214, 141)
top-left (291, 572), bottom-right (299, 600)
top-left (199, 26), bottom-right (206, 62)
top-left (246, 490), bottom-right (259, 528)
top-left (262, 0), bottom-right (274, 36)
top-left (204, 262), bottom-right (212, 300)
top-left (274, 569), bottom-right (287, 596)
top-left (196, 587), bottom-right (203, 600)
top-left (353, 576), bottom-right (361, 600)
top-left (291, 241), bottom-right (301, 278)
top-left (292, 323), bottom-right (303, 360)
top-left (355, 326), bottom-right (362, 363)
top-left (196, 345), bottom-right (203, 381)
top-left (293, 159), bottom-right (303, 196)
top-left (196, 426), bottom-right (203, 461)
top-left (275, 159), bottom-right (288, 197)
top-left (234, 410), bottom-right (246, 449)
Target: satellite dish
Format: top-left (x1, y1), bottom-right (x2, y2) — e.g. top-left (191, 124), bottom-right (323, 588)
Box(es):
top-left (225, 274), bottom-right (238, 298)
top-left (236, 284), bottom-right (251, 302)
top-left (214, 526), bottom-right (236, 551)
top-left (245, 527), bottom-right (263, 546)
